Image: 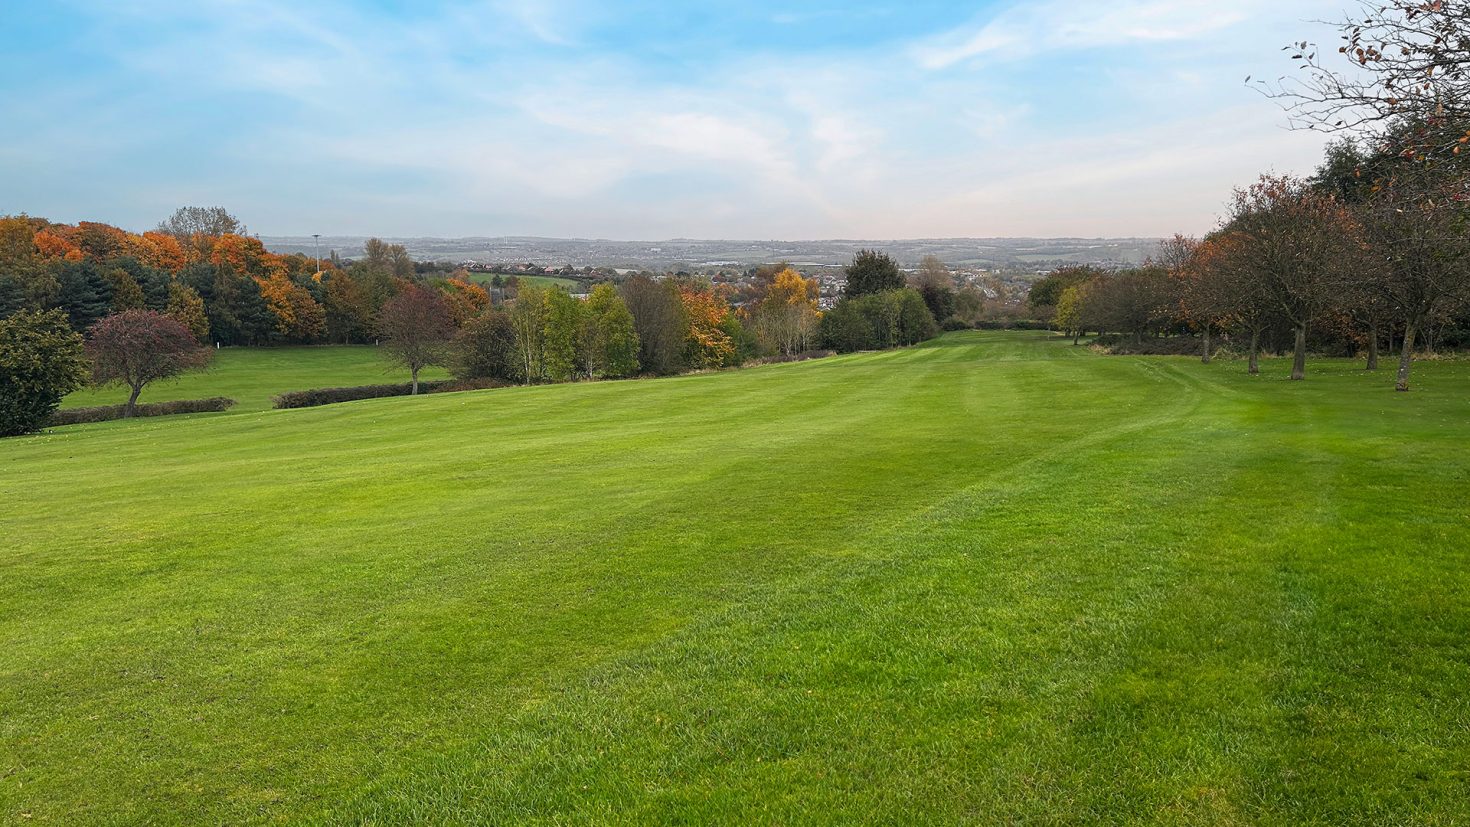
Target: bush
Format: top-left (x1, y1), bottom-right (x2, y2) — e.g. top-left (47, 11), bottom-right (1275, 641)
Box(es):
top-left (272, 378), bottom-right (509, 409)
top-left (819, 288), bottom-right (938, 352)
top-left (49, 397), bottom-right (235, 426)
top-left (940, 317), bottom-right (971, 331)
top-left (747, 349), bottom-right (835, 366)
top-left (0, 310), bottom-right (89, 436)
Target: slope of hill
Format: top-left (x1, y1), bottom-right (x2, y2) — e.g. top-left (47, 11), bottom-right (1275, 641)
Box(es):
top-left (3, 332), bottom-right (1468, 823)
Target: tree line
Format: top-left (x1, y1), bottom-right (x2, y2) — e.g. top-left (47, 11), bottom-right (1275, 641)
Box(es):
top-left (0, 213), bottom-right (952, 435)
top-left (1030, 2), bottom-right (1470, 392)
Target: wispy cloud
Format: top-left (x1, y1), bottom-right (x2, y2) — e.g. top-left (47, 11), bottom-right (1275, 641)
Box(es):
top-left (913, 0), bottom-right (1259, 69)
top-left (0, 0), bottom-right (1345, 238)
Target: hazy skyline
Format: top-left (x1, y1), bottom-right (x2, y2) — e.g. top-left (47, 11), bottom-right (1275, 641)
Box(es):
top-left (3, 1), bottom-right (1345, 239)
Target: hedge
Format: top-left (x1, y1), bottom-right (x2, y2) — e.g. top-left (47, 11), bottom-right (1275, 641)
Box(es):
top-left (272, 378), bottom-right (508, 409)
top-left (49, 397), bottom-right (236, 426)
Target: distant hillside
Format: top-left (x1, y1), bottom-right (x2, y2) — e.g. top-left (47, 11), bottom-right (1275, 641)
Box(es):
top-left (260, 236), bottom-right (1160, 271)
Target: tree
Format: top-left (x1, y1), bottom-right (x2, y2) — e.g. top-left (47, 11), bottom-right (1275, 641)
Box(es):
top-left (86, 310), bottom-right (212, 416)
top-left (1087, 267), bottom-right (1177, 345)
top-left (508, 285), bottom-right (549, 384)
top-left (679, 283), bottom-right (736, 369)
top-left (1157, 234), bottom-right (1220, 362)
top-left (1360, 188), bottom-right (1470, 390)
top-left (1270, 2), bottom-right (1470, 153)
top-left (157, 206), bottom-right (246, 240)
top-left (0, 309), bottom-right (88, 436)
top-left (364, 238), bottom-right (414, 279)
top-left (1028, 265), bottom-right (1105, 316)
top-left (1224, 175), bottom-right (1361, 380)
top-left (619, 275), bottom-right (688, 375)
top-left (53, 261), bottom-right (112, 331)
top-left (543, 287), bottom-right (585, 381)
top-left (582, 283), bottom-right (640, 378)
top-left (323, 271), bottom-right (374, 344)
top-left (843, 249), bottom-right (905, 297)
top-left (1055, 284), bottom-right (1085, 344)
top-left (165, 281), bottom-right (210, 342)
top-left (750, 267), bottom-right (819, 355)
top-left (448, 309), bottom-right (518, 382)
top-left (1194, 229), bottom-right (1277, 375)
top-left (378, 285), bottom-right (454, 393)
top-left (911, 255), bottom-right (954, 291)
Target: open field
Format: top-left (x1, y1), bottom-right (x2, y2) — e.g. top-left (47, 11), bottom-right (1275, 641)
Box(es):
top-left (4, 331), bottom-right (1470, 823)
top-left (460, 272), bottom-right (582, 290)
top-left (59, 346), bottom-right (449, 413)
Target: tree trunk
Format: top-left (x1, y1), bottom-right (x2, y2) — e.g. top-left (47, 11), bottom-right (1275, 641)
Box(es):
top-left (1366, 324), bottom-right (1379, 370)
top-left (125, 384), bottom-right (143, 417)
top-left (1248, 328), bottom-right (1260, 375)
top-left (1201, 325), bottom-right (1211, 364)
top-left (411, 366), bottom-right (420, 395)
top-left (1396, 322), bottom-right (1417, 392)
top-left (1290, 324), bottom-right (1307, 381)
top-left (1072, 330), bottom-right (1080, 346)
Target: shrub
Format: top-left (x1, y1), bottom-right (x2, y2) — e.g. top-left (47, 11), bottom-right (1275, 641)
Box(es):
top-left (940, 317), bottom-right (970, 331)
top-left (0, 309), bottom-right (89, 436)
top-left (819, 288), bottom-right (938, 352)
top-left (49, 397), bottom-right (235, 426)
top-left (272, 378), bottom-right (509, 409)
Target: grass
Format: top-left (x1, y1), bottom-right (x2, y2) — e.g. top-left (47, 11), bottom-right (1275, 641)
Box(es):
top-left (59, 346), bottom-right (449, 413)
top-left (3, 330), bottom-right (1469, 823)
top-left (461, 272), bottom-right (582, 290)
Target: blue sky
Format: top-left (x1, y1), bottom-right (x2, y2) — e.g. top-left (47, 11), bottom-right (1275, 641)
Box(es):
top-left (1, 0), bottom-right (1345, 239)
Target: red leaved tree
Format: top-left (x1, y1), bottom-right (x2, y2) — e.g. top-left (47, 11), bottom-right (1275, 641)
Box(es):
top-left (87, 310), bottom-right (212, 416)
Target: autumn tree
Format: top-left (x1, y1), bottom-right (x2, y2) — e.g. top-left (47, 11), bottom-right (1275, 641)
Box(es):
top-left (679, 283), bottom-right (736, 368)
top-left (87, 310), bottom-right (212, 416)
top-left (1086, 266), bottom-right (1177, 345)
top-left (1225, 175), bottom-right (1361, 380)
top-left (0, 309), bottom-right (89, 436)
top-left (378, 285), bottom-right (454, 393)
top-left (165, 281), bottom-right (210, 342)
top-left (1360, 187), bottom-right (1470, 390)
top-left (751, 267), bottom-right (819, 355)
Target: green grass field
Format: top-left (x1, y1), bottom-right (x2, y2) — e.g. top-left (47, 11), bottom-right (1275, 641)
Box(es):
top-left (60, 346), bottom-right (449, 413)
top-left (4, 331), bottom-right (1469, 823)
top-left (461, 272), bottom-right (581, 290)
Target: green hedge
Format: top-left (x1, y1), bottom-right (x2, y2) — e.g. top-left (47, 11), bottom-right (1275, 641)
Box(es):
top-left (272, 378), bottom-right (507, 409)
top-left (49, 397), bottom-right (236, 426)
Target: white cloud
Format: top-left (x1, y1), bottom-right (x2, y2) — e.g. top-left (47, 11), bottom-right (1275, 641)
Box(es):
top-left (913, 0), bottom-right (1259, 69)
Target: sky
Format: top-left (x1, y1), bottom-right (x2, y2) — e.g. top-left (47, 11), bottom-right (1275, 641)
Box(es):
top-left (0, 0), bottom-right (1349, 239)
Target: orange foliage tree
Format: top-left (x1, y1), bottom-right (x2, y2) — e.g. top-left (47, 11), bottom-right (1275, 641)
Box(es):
top-left (678, 284), bottom-right (735, 368)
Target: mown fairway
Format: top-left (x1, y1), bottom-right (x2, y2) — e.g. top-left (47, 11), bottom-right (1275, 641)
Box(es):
top-left (3, 331), bottom-right (1469, 823)
top-left (59, 346), bottom-right (449, 413)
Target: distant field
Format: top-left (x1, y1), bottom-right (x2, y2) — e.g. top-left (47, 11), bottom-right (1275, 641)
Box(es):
top-left (461, 272), bottom-right (581, 289)
top-left (5, 331), bottom-right (1470, 822)
top-left (60, 346), bottom-right (449, 413)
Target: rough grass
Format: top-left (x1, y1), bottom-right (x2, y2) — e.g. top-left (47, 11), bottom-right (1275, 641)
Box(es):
top-left (3, 331), bottom-right (1469, 824)
top-left (60, 346), bottom-right (449, 413)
